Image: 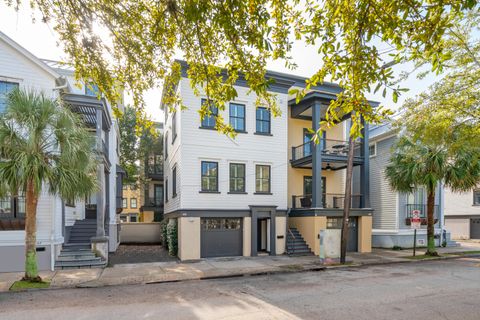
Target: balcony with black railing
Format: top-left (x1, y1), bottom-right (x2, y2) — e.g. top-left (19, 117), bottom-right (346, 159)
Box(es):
top-left (290, 139), bottom-right (364, 168)
top-left (291, 193), bottom-right (363, 209)
top-left (405, 204), bottom-right (439, 225)
top-left (146, 164), bottom-right (163, 180)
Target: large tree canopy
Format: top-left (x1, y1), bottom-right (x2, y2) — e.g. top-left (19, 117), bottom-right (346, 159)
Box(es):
top-left (6, 0), bottom-right (477, 137)
top-left (401, 10), bottom-right (480, 147)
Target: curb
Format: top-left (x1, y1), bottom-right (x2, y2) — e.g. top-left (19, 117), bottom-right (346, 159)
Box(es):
top-left (3, 252), bottom-right (480, 292)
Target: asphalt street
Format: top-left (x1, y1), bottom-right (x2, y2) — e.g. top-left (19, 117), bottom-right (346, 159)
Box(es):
top-left (1, 257), bottom-right (479, 320)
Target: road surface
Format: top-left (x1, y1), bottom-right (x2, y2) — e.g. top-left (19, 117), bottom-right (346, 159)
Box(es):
top-left (1, 257), bottom-right (479, 320)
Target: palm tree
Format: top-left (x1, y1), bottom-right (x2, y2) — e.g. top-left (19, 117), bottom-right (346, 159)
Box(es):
top-left (385, 135), bottom-right (480, 256)
top-left (0, 89), bottom-right (97, 282)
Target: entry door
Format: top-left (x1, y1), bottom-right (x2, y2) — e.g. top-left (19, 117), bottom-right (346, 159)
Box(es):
top-left (154, 184), bottom-right (163, 206)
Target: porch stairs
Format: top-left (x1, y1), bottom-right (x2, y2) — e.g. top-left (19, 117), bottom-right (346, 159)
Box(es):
top-left (55, 219), bottom-right (107, 269)
top-left (286, 228), bottom-right (314, 256)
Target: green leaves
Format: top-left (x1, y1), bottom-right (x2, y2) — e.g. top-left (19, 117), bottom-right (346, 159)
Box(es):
top-left (6, 0), bottom-right (477, 140)
top-left (0, 88), bottom-right (97, 200)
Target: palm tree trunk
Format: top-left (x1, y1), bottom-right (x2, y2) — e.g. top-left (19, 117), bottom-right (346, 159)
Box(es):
top-left (24, 178), bottom-right (40, 281)
top-left (340, 135), bottom-right (355, 264)
top-left (426, 189), bottom-right (437, 256)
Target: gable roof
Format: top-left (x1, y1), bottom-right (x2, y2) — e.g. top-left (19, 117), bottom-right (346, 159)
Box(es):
top-left (0, 31), bottom-right (61, 79)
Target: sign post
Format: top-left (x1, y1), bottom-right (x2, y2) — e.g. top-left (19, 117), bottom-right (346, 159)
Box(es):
top-left (411, 210), bottom-right (421, 257)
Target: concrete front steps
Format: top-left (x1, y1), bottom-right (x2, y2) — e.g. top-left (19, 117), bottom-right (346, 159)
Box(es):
top-left (286, 228), bottom-right (314, 256)
top-left (55, 219), bottom-right (106, 269)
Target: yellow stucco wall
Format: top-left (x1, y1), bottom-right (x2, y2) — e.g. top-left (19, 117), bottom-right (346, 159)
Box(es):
top-left (287, 117), bottom-right (346, 207)
top-left (275, 216), bottom-right (286, 255)
top-left (122, 187), bottom-right (142, 215)
top-left (243, 217), bottom-right (252, 257)
top-left (358, 216), bottom-right (372, 253)
top-left (288, 216), bottom-right (327, 255)
top-left (178, 217), bottom-right (201, 260)
top-left (140, 211), bottom-right (154, 223)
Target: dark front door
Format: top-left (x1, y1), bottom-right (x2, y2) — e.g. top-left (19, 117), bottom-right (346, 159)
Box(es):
top-left (470, 218), bottom-right (480, 239)
top-left (201, 218), bottom-right (243, 258)
top-left (257, 218), bottom-right (269, 252)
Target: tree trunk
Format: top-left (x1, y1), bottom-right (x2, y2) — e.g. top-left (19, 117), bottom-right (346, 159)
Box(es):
top-left (340, 135), bottom-right (355, 264)
top-left (24, 178), bottom-right (40, 281)
top-left (426, 189), bottom-right (437, 256)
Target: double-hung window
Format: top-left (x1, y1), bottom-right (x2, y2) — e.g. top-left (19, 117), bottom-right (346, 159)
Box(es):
top-left (256, 107), bottom-right (271, 134)
top-left (255, 165), bottom-right (271, 193)
top-left (201, 99), bottom-right (218, 128)
top-left (201, 161), bottom-right (218, 192)
top-left (122, 198), bottom-right (127, 208)
top-left (130, 198), bottom-right (137, 209)
top-left (229, 103), bottom-right (246, 132)
top-left (230, 163), bottom-right (246, 193)
top-left (474, 190), bottom-right (480, 206)
top-left (0, 81), bottom-right (19, 113)
top-left (172, 112), bottom-right (177, 142)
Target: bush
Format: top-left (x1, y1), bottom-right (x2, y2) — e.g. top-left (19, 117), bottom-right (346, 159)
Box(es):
top-left (161, 219), bottom-right (169, 249)
top-left (166, 219), bottom-right (178, 256)
top-left (392, 245), bottom-right (403, 251)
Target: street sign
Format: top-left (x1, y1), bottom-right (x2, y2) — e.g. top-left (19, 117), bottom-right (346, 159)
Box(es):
top-left (411, 210), bottom-right (421, 257)
top-left (411, 210), bottom-right (421, 230)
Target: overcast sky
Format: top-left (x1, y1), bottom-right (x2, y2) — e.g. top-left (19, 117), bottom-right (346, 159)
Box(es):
top-left (0, 2), bottom-right (439, 123)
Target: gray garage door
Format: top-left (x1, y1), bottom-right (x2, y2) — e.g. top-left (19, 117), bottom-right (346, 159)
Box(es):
top-left (327, 217), bottom-right (358, 252)
top-left (470, 218), bottom-right (480, 239)
top-left (201, 218), bottom-right (243, 258)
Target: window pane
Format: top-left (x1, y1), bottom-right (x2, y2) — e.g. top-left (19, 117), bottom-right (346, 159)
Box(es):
top-left (474, 191), bottom-right (480, 205)
top-left (201, 99), bottom-right (217, 128)
top-left (201, 162), bottom-right (218, 191)
top-left (256, 165), bottom-right (270, 193)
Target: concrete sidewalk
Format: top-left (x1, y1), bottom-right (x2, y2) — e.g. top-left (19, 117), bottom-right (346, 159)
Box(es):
top-left (1, 242), bottom-right (479, 292)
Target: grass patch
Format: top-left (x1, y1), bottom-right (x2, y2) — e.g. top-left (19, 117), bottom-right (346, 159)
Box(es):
top-left (10, 280), bottom-right (50, 291)
top-left (443, 251), bottom-right (480, 256)
top-left (405, 254), bottom-right (441, 260)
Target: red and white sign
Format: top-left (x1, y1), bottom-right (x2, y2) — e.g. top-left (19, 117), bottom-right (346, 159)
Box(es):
top-left (411, 210), bottom-right (421, 229)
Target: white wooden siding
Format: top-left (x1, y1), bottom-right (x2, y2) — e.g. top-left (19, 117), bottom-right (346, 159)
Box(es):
top-left (164, 78), bottom-right (288, 212)
top-left (369, 136), bottom-right (398, 229)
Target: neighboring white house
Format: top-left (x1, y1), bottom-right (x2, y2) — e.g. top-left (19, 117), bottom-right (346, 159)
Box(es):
top-left (444, 187), bottom-right (480, 239)
top-left (0, 31), bottom-right (123, 272)
top-left (368, 123), bottom-right (450, 248)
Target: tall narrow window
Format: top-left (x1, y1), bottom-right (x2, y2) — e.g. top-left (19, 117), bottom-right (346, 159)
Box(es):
top-left (256, 107), bottom-right (271, 134)
top-left (201, 161), bottom-right (218, 192)
top-left (229, 103), bottom-right (246, 132)
top-left (172, 166), bottom-right (177, 197)
top-left (165, 179), bottom-right (169, 202)
top-left (122, 198), bottom-right (127, 208)
top-left (130, 198), bottom-right (137, 208)
top-left (201, 99), bottom-right (218, 128)
top-left (165, 133), bottom-right (169, 158)
top-left (172, 112), bottom-right (177, 142)
top-left (0, 81), bottom-right (18, 113)
top-left (474, 190), bottom-right (480, 206)
top-left (255, 165), bottom-right (271, 193)
top-left (230, 163), bottom-right (246, 193)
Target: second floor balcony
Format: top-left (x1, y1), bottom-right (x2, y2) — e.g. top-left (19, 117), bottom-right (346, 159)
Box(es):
top-left (291, 139), bottom-right (364, 168)
top-left (146, 164), bottom-right (163, 180)
top-left (291, 193), bottom-right (363, 210)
